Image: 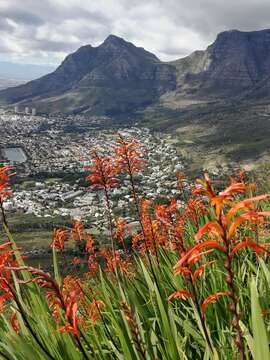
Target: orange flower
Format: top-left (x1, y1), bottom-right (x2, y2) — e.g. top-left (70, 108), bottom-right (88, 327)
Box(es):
top-left (85, 150), bottom-right (119, 190)
top-left (48, 274), bottom-right (84, 336)
top-left (62, 291), bottom-right (79, 336)
top-left (0, 242), bottom-right (15, 308)
top-left (174, 241), bottom-right (225, 272)
top-left (85, 233), bottom-right (95, 254)
top-left (0, 166), bottom-right (15, 202)
top-left (10, 312), bottom-right (20, 334)
top-left (102, 249), bottom-right (132, 276)
top-left (87, 254), bottom-right (99, 276)
top-left (114, 217), bottom-right (127, 251)
top-left (87, 299), bottom-right (105, 325)
top-left (195, 221), bottom-right (224, 242)
top-left (176, 171), bottom-right (187, 192)
top-left (71, 219), bottom-right (85, 241)
top-left (72, 257), bottom-right (81, 265)
top-left (174, 266), bottom-right (192, 277)
top-left (193, 173), bottom-right (216, 199)
top-left (114, 133), bottom-right (145, 174)
top-left (220, 182), bottom-right (246, 196)
top-left (230, 241), bottom-right (270, 258)
top-left (192, 260), bottom-right (216, 283)
top-left (201, 292), bottom-right (229, 314)
top-left (0, 293), bottom-right (13, 312)
top-left (167, 290), bottom-right (193, 301)
top-left (226, 195), bottom-right (268, 221)
top-left (187, 249), bottom-right (214, 266)
top-left (51, 229), bottom-right (69, 250)
top-left (228, 211), bottom-right (270, 240)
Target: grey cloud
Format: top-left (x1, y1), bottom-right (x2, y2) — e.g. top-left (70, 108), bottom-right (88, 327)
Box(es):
top-left (1, 9), bottom-right (44, 26)
top-left (0, 17), bottom-right (15, 32)
top-left (30, 39), bottom-right (80, 53)
top-left (0, 0), bottom-right (270, 64)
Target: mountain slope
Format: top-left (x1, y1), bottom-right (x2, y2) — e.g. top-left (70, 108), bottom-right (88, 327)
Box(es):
top-left (145, 29), bottom-right (270, 171)
top-left (2, 30), bottom-right (270, 115)
top-left (0, 35), bottom-right (176, 115)
top-left (1, 30), bottom-right (270, 170)
top-left (161, 29), bottom-right (270, 108)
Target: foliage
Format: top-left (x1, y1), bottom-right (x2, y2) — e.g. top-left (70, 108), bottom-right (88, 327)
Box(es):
top-left (0, 136), bottom-right (270, 359)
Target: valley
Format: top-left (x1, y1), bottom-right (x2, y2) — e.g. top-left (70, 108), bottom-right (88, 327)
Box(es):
top-left (0, 109), bottom-right (186, 266)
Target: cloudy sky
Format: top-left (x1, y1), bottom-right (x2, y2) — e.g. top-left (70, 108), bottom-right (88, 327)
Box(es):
top-left (0, 0), bottom-right (269, 65)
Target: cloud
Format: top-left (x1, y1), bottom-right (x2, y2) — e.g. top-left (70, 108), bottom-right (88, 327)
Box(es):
top-left (0, 0), bottom-right (269, 65)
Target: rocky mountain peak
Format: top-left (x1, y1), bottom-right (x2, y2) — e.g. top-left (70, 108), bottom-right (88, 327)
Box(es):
top-left (2, 29), bottom-right (270, 115)
top-left (102, 34), bottom-right (127, 46)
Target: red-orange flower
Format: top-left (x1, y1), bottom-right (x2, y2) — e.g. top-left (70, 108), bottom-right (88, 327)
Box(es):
top-left (101, 249), bottom-right (132, 276)
top-left (114, 133), bottom-right (145, 175)
top-left (0, 166), bottom-right (15, 202)
top-left (230, 241), bottom-right (270, 258)
top-left (51, 229), bottom-right (69, 250)
top-left (71, 219), bottom-right (85, 241)
top-left (10, 312), bottom-right (20, 334)
top-left (72, 257), bottom-right (81, 265)
top-left (201, 292), bottom-right (229, 314)
top-left (226, 195), bottom-right (268, 221)
top-left (114, 217), bottom-right (128, 251)
top-left (195, 221), bottom-right (224, 242)
top-left (31, 269), bottom-right (84, 337)
top-left (85, 150), bottom-right (119, 190)
top-left (0, 242), bottom-right (15, 310)
top-left (228, 211), bottom-right (270, 240)
top-left (87, 254), bottom-right (99, 276)
top-left (87, 299), bottom-right (105, 325)
top-left (174, 241), bottom-right (225, 271)
top-left (85, 233), bottom-right (95, 254)
top-left (192, 260), bottom-right (216, 283)
top-left (193, 173), bottom-right (216, 199)
top-left (167, 290), bottom-right (193, 301)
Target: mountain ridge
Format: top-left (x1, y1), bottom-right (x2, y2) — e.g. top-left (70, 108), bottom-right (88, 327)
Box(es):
top-left (2, 30), bottom-right (270, 115)
top-left (0, 34), bottom-right (176, 115)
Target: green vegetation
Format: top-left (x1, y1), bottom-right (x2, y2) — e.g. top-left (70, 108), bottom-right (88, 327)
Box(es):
top-left (138, 102), bottom-right (270, 173)
top-left (0, 137), bottom-right (270, 359)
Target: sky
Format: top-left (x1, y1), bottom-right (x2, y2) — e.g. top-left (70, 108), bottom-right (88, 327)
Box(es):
top-left (0, 0), bottom-right (270, 66)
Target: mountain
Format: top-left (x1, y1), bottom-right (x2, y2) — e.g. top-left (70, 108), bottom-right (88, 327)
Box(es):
top-left (144, 29), bottom-right (270, 171)
top-left (2, 29), bottom-right (270, 170)
top-left (0, 35), bottom-right (176, 115)
top-left (3, 30), bottom-right (270, 115)
top-left (161, 29), bottom-right (270, 107)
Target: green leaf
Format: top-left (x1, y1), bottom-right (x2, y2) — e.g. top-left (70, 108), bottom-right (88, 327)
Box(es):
top-left (250, 277), bottom-right (270, 360)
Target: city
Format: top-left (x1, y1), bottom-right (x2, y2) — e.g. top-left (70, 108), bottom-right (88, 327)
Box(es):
top-left (0, 108), bottom-right (187, 258)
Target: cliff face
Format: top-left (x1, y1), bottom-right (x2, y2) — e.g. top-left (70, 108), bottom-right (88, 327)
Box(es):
top-left (172, 29), bottom-right (270, 99)
top-left (2, 29), bottom-right (270, 114)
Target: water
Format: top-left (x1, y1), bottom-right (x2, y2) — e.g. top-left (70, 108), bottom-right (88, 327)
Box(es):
top-left (2, 147), bottom-right (27, 163)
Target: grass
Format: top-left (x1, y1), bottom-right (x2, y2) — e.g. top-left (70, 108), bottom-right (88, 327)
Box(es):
top-left (3, 230), bottom-right (52, 249)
